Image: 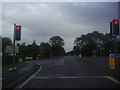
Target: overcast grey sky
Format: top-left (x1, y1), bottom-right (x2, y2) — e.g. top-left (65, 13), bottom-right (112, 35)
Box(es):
top-left (2, 2), bottom-right (118, 52)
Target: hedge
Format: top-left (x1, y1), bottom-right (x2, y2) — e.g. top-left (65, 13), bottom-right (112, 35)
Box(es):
top-left (2, 56), bottom-right (21, 66)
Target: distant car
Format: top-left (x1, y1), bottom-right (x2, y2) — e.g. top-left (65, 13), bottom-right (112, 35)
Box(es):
top-left (25, 57), bottom-right (33, 60)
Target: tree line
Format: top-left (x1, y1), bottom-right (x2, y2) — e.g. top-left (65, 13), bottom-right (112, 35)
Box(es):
top-left (2, 31), bottom-right (120, 59)
top-left (2, 36), bottom-right (65, 60)
top-left (70, 31), bottom-right (120, 57)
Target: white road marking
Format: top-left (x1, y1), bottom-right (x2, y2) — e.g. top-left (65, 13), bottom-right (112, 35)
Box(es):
top-left (18, 62), bottom-right (120, 88)
top-left (18, 64), bottom-right (41, 88)
top-left (33, 76), bottom-right (112, 79)
top-left (107, 76), bottom-right (120, 85)
top-left (32, 76), bottom-right (120, 85)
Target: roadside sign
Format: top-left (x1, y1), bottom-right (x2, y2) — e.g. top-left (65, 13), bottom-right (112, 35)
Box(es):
top-left (109, 54), bottom-right (115, 69)
top-left (25, 57), bottom-right (33, 60)
top-left (109, 54), bottom-right (115, 59)
top-left (5, 46), bottom-right (19, 54)
top-left (79, 54), bottom-right (82, 58)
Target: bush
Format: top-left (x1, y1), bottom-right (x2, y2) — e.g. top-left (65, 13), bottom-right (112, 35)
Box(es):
top-left (2, 56), bottom-right (21, 66)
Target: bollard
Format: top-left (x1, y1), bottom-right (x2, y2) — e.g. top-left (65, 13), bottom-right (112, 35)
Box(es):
top-left (109, 54), bottom-right (115, 69)
top-left (79, 54), bottom-right (82, 58)
top-left (93, 55), bottom-right (96, 58)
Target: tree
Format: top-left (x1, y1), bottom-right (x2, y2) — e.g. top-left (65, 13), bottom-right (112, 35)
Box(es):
top-left (2, 37), bottom-right (12, 54)
top-left (49, 36), bottom-right (65, 56)
top-left (74, 31), bottom-right (106, 56)
top-left (32, 40), bottom-right (37, 46)
top-left (21, 41), bottom-right (39, 59)
top-left (102, 33), bottom-right (114, 55)
top-left (74, 31), bottom-right (120, 56)
top-left (51, 44), bottom-right (65, 56)
top-left (19, 42), bottom-right (26, 57)
top-left (73, 45), bottom-right (80, 56)
top-left (66, 51), bottom-right (74, 56)
top-left (49, 36), bottom-right (64, 46)
top-left (39, 42), bottom-right (51, 58)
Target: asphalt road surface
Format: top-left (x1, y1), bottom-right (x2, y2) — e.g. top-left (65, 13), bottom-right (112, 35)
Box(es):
top-left (18, 56), bottom-right (120, 88)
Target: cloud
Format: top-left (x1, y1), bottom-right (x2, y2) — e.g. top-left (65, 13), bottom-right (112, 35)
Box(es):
top-left (2, 2), bottom-right (118, 52)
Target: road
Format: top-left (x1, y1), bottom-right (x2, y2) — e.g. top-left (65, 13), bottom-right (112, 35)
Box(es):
top-left (2, 61), bottom-right (39, 88)
top-left (18, 56), bottom-right (120, 88)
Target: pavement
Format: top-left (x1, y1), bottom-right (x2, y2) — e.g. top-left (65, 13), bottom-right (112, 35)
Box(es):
top-left (13, 56), bottom-right (120, 88)
top-left (2, 61), bottom-right (39, 89)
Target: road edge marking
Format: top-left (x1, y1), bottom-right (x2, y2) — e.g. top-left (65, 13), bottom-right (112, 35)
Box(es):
top-left (107, 76), bottom-right (120, 85)
top-left (18, 64), bottom-right (41, 88)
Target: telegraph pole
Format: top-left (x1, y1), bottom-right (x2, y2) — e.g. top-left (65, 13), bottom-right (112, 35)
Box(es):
top-left (13, 24), bottom-right (16, 70)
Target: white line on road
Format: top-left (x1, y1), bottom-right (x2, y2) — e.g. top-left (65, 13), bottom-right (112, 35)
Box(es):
top-left (18, 64), bottom-right (41, 88)
top-left (107, 76), bottom-right (120, 85)
top-left (32, 76), bottom-right (120, 85)
top-left (32, 76), bottom-right (112, 79)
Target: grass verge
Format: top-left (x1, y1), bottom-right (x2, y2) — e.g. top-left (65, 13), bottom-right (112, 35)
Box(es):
top-left (2, 62), bottom-right (25, 73)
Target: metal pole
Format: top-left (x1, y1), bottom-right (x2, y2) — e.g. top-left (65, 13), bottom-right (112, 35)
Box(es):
top-left (118, 1), bottom-right (120, 24)
top-left (114, 37), bottom-right (117, 55)
top-left (13, 24), bottom-right (16, 70)
top-left (117, 2), bottom-right (120, 80)
top-left (118, 2), bottom-right (120, 37)
top-left (113, 36), bottom-right (117, 70)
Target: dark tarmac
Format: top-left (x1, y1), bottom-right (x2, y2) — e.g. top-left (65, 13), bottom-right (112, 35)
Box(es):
top-left (17, 56), bottom-right (120, 88)
top-left (2, 61), bottom-right (39, 88)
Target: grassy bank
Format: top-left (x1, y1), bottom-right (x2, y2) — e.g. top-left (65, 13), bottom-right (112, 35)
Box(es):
top-left (2, 62), bottom-right (25, 73)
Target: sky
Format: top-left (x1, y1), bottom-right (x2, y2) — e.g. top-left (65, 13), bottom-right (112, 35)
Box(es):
top-left (2, 2), bottom-right (118, 52)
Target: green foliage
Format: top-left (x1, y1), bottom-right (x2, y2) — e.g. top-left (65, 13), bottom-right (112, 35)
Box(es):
top-left (39, 42), bottom-right (51, 58)
top-left (49, 36), bottom-right (64, 46)
top-left (66, 51), bottom-right (74, 56)
top-left (3, 62), bottom-right (24, 73)
top-left (51, 44), bottom-right (65, 56)
top-left (18, 40), bottom-right (65, 59)
top-left (73, 31), bottom-right (119, 57)
top-left (48, 36), bottom-right (65, 57)
top-left (73, 46), bottom-right (80, 56)
top-left (2, 37), bottom-right (12, 54)
top-left (2, 56), bottom-right (21, 66)
top-left (20, 41), bottom-right (39, 59)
